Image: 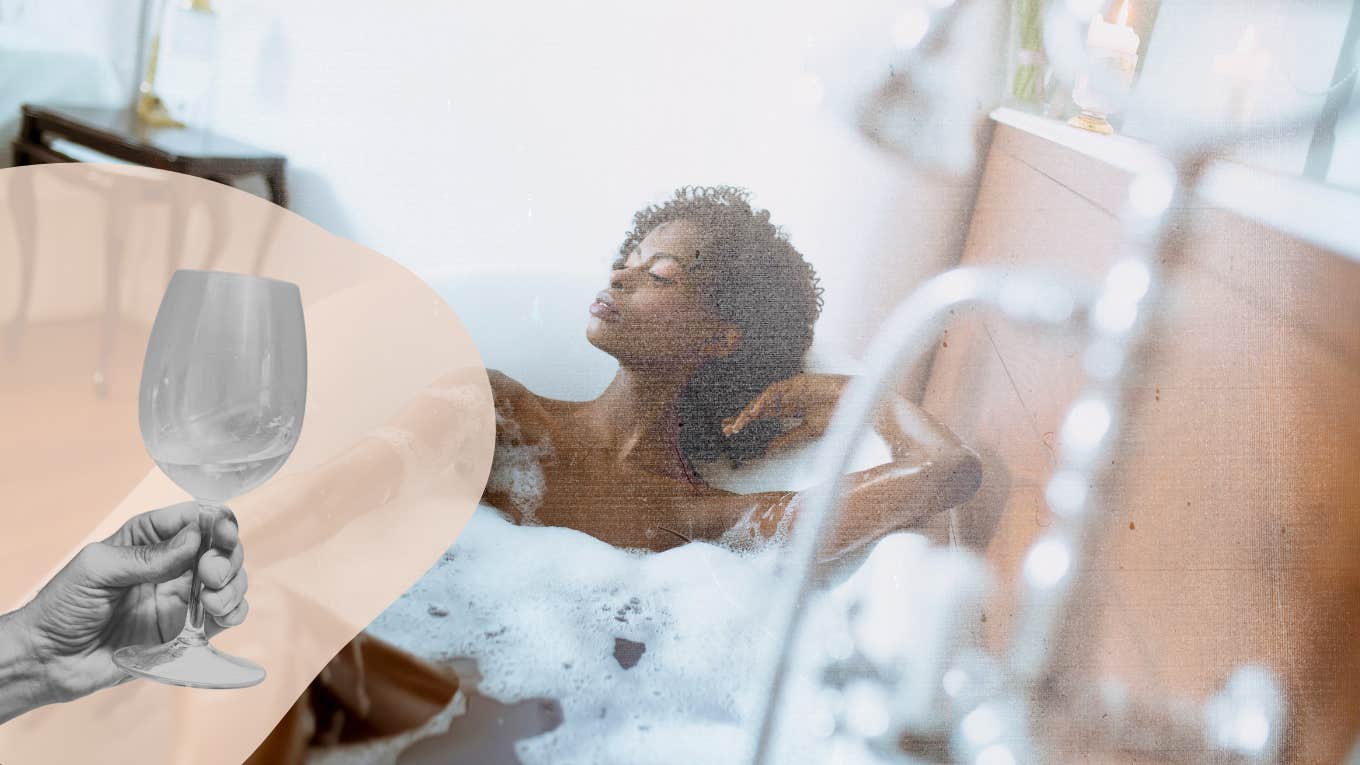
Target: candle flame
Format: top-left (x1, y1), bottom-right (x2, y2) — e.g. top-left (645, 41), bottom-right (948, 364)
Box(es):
top-left (1116, 0), bottom-right (1131, 26)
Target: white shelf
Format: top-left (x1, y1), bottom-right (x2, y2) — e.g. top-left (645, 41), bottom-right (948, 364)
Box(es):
top-left (990, 106), bottom-right (1360, 264)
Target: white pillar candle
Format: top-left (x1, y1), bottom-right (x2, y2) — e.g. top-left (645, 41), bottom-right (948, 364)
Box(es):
top-left (1087, 2), bottom-right (1141, 59)
top-left (1213, 26), bottom-right (1272, 124)
top-left (1070, 1), bottom-right (1141, 133)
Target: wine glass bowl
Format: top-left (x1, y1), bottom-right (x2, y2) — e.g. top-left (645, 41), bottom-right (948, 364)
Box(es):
top-left (113, 268), bottom-right (306, 689)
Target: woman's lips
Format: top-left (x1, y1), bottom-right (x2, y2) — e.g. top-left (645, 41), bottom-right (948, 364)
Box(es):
top-left (589, 291), bottom-right (621, 321)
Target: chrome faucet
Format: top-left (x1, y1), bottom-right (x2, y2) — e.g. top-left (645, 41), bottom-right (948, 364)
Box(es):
top-left (749, 1), bottom-right (1353, 762)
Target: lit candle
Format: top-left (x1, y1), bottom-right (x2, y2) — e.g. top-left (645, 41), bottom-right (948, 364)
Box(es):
top-left (1213, 26), bottom-right (1272, 124)
top-left (1087, 1), bottom-right (1140, 61)
top-left (1069, 1), bottom-right (1141, 134)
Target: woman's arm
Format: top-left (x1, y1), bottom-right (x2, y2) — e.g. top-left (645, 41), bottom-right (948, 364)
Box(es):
top-left (240, 431), bottom-right (406, 568)
top-left (241, 367), bottom-right (494, 568)
top-left (827, 392), bottom-right (981, 557)
top-left (720, 373), bottom-right (981, 561)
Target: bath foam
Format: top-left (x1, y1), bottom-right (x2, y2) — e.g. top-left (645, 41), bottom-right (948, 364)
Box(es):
top-left (368, 506), bottom-right (780, 763)
top-left (367, 505), bottom-right (972, 765)
top-left (717, 491), bottom-right (802, 552)
top-left (485, 399), bottom-right (552, 523)
top-left (484, 442), bottom-right (551, 524)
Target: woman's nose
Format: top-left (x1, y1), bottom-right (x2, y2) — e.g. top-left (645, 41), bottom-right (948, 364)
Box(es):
top-left (610, 266), bottom-right (639, 291)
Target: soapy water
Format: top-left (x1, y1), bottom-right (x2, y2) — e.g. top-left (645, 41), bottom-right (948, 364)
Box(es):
top-left (483, 398), bottom-right (553, 524)
top-left (366, 501), bottom-right (979, 765)
top-left (368, 505), bottom-right (780, 764)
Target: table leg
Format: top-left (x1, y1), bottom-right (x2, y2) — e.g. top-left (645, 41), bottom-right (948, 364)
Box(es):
top-left (252, 204), bottom-right (285, 276)
top-left (265, 165), bottom-right (288, 208)
top-left (202, 192), bottom-right (230, 272)
top-left (11, 114), bottom-right (40, 167)
top-left (186, 178), bottom-right (230, 272)
top-left (95, 189), bottom-right (132, 397)
top-left (165, 193), bottom-right (188, 286)
top-left (4, 169), bottom-right (37, 357)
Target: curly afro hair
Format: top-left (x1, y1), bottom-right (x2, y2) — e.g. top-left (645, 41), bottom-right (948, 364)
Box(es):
top-left (616, 185), bottom-right (824, 467)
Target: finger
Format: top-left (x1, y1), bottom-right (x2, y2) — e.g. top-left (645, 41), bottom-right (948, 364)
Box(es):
top-left (104, 500), bottom-right (197, 546)
top-left (726, 388), bottom-right (777, 436)
top-left (113, 502), bottom-right (241, 551)
top-left (200, 569), bottom-right (248, 618)
top-left (80, 524), bottom-right (201, 587)
top-left (139, 501), bottom-right (204, 543)
top-left (743, 388), bottom-right (800, 434)
top-left (723, 399), bottom-right (759, 436)
top-left (209, 509), bottom-right (240, 554)
top-left (209, 598), bottom-right (250, 634)
top-left (140, 503), bottom-right (238, 552)
top-left (198, 542), bottom-right (245, 589)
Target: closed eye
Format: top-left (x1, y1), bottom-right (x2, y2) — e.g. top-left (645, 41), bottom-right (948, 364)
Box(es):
top-left (649, 272), bottom-right (675, 285)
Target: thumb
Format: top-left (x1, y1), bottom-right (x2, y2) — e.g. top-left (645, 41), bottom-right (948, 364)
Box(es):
top-left (82, 524), bottom-right (202, 588)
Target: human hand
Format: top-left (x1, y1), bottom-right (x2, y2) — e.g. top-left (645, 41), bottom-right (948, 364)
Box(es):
top-left (8, 501), bottom-right (248, 708)
top-left (722, 372), bottom-right (852, 453)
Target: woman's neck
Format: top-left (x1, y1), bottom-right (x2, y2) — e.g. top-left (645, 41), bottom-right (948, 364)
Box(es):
top-left (585, 364), bottom-right (700, 481)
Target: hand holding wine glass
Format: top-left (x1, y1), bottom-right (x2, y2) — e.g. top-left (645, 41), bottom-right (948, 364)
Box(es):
top-left (111, 268), bottom-right (306, 689)
top-left (0, 502), bottom-right (248, 723)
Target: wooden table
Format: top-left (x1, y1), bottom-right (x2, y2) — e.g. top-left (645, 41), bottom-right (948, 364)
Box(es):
top-left (11, 103), bottom-right (287, 207)
top-left (5, 104), bottom-right (289, 395)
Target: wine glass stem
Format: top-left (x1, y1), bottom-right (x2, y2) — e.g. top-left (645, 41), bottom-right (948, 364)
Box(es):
top-left (179, 501), bottom-right (226, 644)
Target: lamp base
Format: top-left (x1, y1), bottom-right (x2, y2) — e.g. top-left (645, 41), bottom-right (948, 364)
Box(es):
top-left (136, 92), bottom-right (185, 129)
top-left (1067, 111), bottom-right (1114, 135)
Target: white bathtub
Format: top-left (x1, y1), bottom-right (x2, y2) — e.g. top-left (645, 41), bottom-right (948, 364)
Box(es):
top-left (357, 269), bottom-right (904, 765)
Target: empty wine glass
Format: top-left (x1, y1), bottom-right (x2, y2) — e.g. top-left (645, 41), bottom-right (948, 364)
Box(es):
top-left (112, 268), bottom-right (306, 688)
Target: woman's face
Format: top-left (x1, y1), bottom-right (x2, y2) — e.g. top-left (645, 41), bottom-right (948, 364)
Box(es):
top-left (586, 219), bottom-right (735, 368)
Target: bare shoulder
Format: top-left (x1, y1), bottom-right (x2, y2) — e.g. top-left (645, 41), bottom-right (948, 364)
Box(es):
top-left (487, 369), bottom-right (529, 401)
top-left (486, 369), bottom-right (554, 442)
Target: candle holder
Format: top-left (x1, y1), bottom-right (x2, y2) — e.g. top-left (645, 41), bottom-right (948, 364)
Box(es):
top-left (1068, 7), bottom-right (1140, 135)
top-left (1068, 53), bottom-right (1137, 134)
top-left (136, 0), bottom-right (218, 129)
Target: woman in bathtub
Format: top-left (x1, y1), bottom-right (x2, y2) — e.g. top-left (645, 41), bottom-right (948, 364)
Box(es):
top-left (248, 185), bottom-right (981, 761)
top-left (483, 185), bottom-right (980, 559)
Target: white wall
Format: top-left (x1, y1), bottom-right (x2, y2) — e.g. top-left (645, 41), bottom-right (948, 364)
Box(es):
top-left (0, 0), bottom-right (140, 88)
top-left (0, 0), bottom-right (139, 155)
top-left (199, 0), bottom-right (988, 362)
top-left (1123, 0), bottom-right (1355, 177)
top-left (10, 1), bottom-right (1360, 355)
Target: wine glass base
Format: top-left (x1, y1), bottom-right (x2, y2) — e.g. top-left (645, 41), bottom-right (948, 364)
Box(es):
top-left (113, 635), bottom-right (266, 689)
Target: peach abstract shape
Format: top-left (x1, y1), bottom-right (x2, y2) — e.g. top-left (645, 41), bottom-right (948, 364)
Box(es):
top-left (0, 164), bottom-right (494, 764)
